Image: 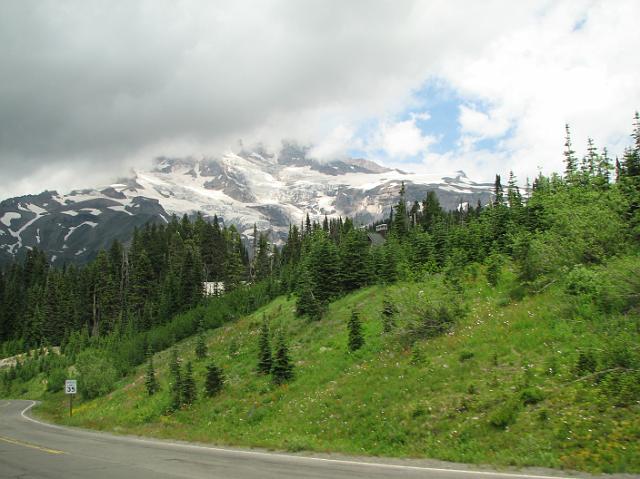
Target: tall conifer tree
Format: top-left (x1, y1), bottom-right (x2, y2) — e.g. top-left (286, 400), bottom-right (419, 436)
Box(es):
top-left (257, 317), bottom-right (272, 374)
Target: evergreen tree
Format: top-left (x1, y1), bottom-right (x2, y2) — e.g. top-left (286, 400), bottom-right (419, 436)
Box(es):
top-left (128, 249), bottom-right (154, 324)
top-left (257, 317), bottom-right (272, 374)
top-left (144, 349), bottom-right (159, 396)
top-left (224, 232), bottom-right (245, 291)
top-left (339, 229), bottom-right (371, 292)
top-left (347, 310), bottom-right (364, 352)
top-left (564, 123), bottom-right (578, 182)
top-left (271, 334), bottom-right (294, 385)
top-left (305, 233), bottom-right (340, 303)
top-left (178, 241), bottom-right (203, 310)
top-left (493, 174), bottom-right (505, 206)
top-left (254, 232), bottom-right (271, 282)
top-left (507, 171), bottom-right (523, 209)
top-left (181, 361), bottom-right (196, 406)
top-left (205, 361), bottom-right (224, 396)
top-left (295, 273), bottom-right (324, 320)
top-left (392, 182), bottom-right (409, 239)
top-left (412, 231), bottom-right (436, 270)
top-left (381, 298), bottom-right (396, 333)
top-left (595, 147), bottom-right (613, 189)
top-left (582, 137), bottom-right (598, 180)
top-left (305, 213), bottom-right (312, 234)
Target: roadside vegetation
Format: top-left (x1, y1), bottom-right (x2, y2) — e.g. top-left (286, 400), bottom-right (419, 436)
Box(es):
top-left (2, 115), bottom-right (640, 473)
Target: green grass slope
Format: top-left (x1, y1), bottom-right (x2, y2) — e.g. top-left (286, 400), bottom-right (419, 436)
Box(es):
top-left (31, 268), bottom-right (640, 473)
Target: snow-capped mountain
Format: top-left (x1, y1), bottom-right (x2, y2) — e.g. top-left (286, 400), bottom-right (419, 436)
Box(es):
top-left (0, 143), bottom-right (493, 265)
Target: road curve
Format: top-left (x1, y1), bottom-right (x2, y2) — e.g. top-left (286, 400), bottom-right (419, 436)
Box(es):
top-left (0, 399), bottom-right (583, 479)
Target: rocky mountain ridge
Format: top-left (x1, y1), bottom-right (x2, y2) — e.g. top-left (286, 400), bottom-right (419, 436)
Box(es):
top-left (0, 144), bottom-right (493, 265)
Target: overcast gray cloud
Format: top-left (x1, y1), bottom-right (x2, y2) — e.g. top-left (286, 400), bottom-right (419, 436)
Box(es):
top-left (0, 0), bottom-right (638, 198)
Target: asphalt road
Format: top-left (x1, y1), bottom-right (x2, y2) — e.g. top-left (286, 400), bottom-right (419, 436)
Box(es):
top-left (0, 399), bottom-right (588, 479)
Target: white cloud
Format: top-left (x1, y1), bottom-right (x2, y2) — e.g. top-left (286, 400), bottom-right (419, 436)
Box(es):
top-left (0, 0), bottom-right (638, 195)
top-left (373, 117), bottom-right (436, 159)
top-left (307, 125), bottom-right (360, 161)
top-left (439, 0), bottom-right (640, 182)
top-left (0, 1), bottom-right (543, 196)
top-left (458, 105), bottom-right (510, 139)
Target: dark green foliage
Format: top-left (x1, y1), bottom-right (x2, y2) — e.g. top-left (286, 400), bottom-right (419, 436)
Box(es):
top-left (459, 351), bottom-right (474, 362)
top-left (145, 361), bottom-right (159, 396)
top-left (271, 334), bottom-right (294, 385)
top-left (402, 301), bottom-right (460, 345)
top-left (76, 349), bottom-right (117, 400)
top-left (205, 361), bottom-right (224, 397)
top-left (304, 233), bottom-right (341, 303)
top-left (257, 317), bottom-right (272, 374)
top-left (295, 270), bottom-right (324, 321)
top-left (195, 332), bottom-right (207, 360)
top-left (339, 229), bottom-right (372, 292)
top-left (520, 387), bottom-right (544, 406)
top-left (489, 400), bottom-right (520, 429)
top-left (46, 368), bottom-right (67, 393)
top-left (575, 351), bottom-right (597, 377)
top-left (181, 361), bottom-right (196, 406)
top-left (144, 351), bottom-right (159, 396)
top-left (485, 253), bottom-right (503, 287)
top-left (381, 298), bottom-right (396, 333)
top-left (0, 213), bottom-right (252, 349)
top-left (347, 310), bottom-right (364, 352)
top-left (392, 182), bottom-right (409, 238)
top-left (253, 232), bottom-right (272, 282)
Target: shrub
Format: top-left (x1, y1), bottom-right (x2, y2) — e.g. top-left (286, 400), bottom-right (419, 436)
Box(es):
top-left (596, 257), bottom-right (640, 314)
top-left (381, 298), bottom-right (397, 333)
top-left (520, 387), bottom-right (544, 405)
top-left (46, 368), bottom-right (67, 393)
top-left (485, 254), bottom-right (503, 286)
top-left (489, 400), bottom-right (520, 429)
top-left (565, 265), bottom-right (600, 297)
top-left (574, 351), bottom-right (597, 377)
top-left (459, 351), bottom-right (474, 362)
top-left (76, 349), bottom-right (118, 400)
top-left (402, 302), bottom-right (458, 344)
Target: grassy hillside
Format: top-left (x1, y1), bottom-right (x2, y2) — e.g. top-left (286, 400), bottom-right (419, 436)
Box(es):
top-left (25, 264), bottom-right (640, 474)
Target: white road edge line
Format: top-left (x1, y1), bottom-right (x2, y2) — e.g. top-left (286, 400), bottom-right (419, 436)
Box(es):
top-left (20, 401), bottom-right (576, 479)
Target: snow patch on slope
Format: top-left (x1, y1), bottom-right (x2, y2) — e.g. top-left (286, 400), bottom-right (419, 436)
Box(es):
top-left (1, 212), bottom-right (21, 227)
top-left (63, 221), bottom-right (98, 242)
top-left (80, 208), bottom-right (102, 216)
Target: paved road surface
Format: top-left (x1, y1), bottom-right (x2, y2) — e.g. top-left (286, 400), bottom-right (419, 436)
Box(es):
top-left (0, 399), bottom-right (584, 479)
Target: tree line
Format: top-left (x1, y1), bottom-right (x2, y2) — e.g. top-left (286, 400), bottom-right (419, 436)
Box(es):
top-left (0, 213), bottom-right (263, 352)
top-left (1, 113), bottom-right (639, 405)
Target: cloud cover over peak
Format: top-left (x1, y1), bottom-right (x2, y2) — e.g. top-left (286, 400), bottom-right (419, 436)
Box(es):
top-left (0, 0), bottom-right (638, 198)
